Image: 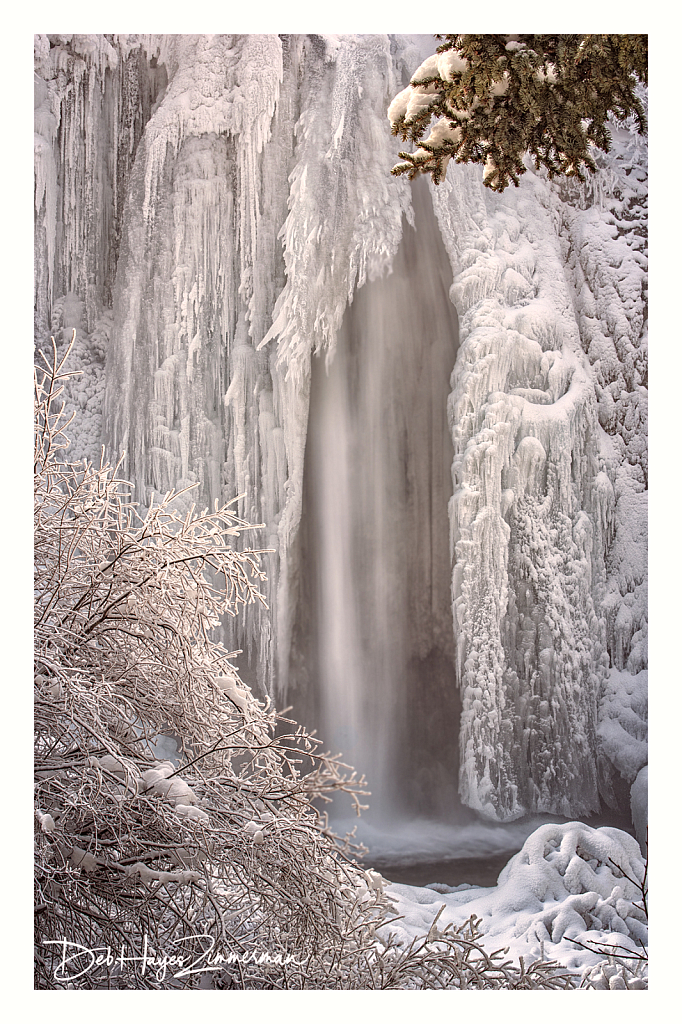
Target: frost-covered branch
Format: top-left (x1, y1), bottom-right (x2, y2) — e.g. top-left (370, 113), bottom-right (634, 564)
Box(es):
top-left (574, 847), bottom-right (648, 989)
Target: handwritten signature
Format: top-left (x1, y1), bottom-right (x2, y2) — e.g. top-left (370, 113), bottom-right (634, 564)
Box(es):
top-left (42, 933), bottom-right (303, 982)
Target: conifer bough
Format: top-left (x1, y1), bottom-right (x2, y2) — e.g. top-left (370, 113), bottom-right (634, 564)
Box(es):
top-left (389, 34), bottom-right (647, 192)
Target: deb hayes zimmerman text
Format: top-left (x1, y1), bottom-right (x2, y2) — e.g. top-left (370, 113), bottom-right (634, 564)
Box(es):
top-left (43, 933), bottom-right (302, 983)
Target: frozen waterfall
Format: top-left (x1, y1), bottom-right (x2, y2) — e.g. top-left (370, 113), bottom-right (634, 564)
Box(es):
top-left (293, 177), bottom-right (460, 821)
top-left (34, 33), bottom-right (647, 847)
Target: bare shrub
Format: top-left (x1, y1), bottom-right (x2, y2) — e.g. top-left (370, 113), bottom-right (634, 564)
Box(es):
top-left (34, 336), bottom-right (577, 990)
top-left (576, 849), bottom-right (648, 989)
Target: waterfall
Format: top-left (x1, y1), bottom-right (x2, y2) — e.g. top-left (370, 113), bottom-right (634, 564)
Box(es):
top-left (296, 178), bottom-right (459, 822)
top-left (34, 33), bottom-right (647, 847)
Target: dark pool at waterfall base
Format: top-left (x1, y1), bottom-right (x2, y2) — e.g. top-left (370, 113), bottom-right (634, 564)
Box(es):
top-left (367, 852), bottom-right (517, 889)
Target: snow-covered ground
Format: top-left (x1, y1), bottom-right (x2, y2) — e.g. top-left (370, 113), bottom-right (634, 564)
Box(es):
top-left (380, 820), bottom-right (647, 986)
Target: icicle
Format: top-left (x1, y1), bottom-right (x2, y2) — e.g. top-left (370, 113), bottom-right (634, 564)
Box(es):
top-left (260, 34), bottom-right (411, 381)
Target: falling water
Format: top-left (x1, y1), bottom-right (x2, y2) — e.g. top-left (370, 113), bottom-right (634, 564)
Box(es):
top-left (294, 178), bottom-right (461, 824)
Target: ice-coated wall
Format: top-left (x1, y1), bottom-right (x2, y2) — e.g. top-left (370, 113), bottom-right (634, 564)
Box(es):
top-left (34, 33), bottom-right (647, 832)
top-left (430, 109), bottom-right (647, 824)
top-left (34, 32), bottom-right (417, 694)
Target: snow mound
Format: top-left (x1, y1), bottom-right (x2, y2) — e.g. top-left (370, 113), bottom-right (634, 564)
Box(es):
top-left (384, 821), bottom-right (647, 973)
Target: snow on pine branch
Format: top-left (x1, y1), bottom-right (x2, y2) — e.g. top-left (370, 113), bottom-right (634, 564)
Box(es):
top-left (388, 35), bottom-right (647, 192)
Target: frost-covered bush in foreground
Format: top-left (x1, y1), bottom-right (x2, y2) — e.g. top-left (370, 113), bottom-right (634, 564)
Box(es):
top-left (34, 341), bottom-right (583, 990)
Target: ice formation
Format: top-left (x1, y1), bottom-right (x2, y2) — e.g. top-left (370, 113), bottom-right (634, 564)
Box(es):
top-left (430, 104), bottom-right (647, 823)
top-left (34, 34), bottom-right (647, 834)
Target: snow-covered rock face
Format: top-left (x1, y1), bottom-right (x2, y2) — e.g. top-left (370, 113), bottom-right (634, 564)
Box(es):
top-left (430, 113), bottom-right (647, 823)
top-left (34, 34), bottom-right (646, 833)
top-left (431, 168), bottom-right (608, 821)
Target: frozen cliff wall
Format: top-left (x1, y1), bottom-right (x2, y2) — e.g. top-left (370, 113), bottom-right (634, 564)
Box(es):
top-left (34, 33), bottom-right (168, 463)
top-left (431, 101), bottom-right (647, 823)
top-left (34, 33), bottom-right (646, 831)
top-left (34, 34), bottom-right (168, 338)
top-left (34, 32), bottom-right (415, 694)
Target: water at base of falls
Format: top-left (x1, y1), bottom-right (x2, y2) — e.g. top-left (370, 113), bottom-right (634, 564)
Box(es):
top-left (351, 804), bottom-right (640, 888)
top-left (290, 178), bottom-right (462, 830)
